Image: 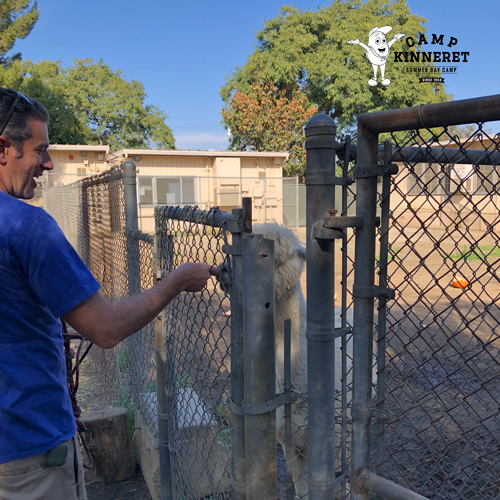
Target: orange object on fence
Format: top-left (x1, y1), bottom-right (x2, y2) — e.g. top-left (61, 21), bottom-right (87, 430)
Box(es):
top-left (452, 276), bottom-right (469, 289)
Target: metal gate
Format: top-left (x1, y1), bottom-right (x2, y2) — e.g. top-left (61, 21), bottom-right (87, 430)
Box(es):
top-left (333, 94), bottom-right (500, 499)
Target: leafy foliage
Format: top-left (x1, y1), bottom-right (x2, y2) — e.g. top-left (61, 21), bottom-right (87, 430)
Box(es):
top-left (222, 72), bottom-right (316, 176)
top-left (62, 59), bottom-right (175, 151)
top-left (0, 0), bottom-right (39, 67)
top-left (221, 0), bottom-right (452, 153)
top-left (2, 58), bottom-right (175, 150)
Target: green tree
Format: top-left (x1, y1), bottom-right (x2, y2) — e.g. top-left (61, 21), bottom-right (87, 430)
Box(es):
top-left (221, 0), bottom-right (451, 135)
top-left (18, 60), bottom-right (91, 145)
top-left (222, 72), bottom-right (317, 177)
top-left (8, 58), bottom-right (175, 150)
top-left (0, 0), bottom-right (39, 67)
top-left (63, 59), bottom-right (175, 151)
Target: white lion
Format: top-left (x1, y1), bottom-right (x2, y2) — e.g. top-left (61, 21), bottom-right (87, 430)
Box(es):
top-left (253, 222), bottom-right (377, 498)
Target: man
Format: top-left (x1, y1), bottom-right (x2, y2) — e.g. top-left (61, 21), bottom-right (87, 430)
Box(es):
top-left (0, 88), bottom-right (217, 500)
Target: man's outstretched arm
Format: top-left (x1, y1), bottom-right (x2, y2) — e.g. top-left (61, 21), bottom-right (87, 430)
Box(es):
top-left (62, 262), bottom-right (218, 349)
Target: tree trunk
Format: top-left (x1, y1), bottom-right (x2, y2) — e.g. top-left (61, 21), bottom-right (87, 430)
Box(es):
top-left (80, 407), bottom-right (135, 483)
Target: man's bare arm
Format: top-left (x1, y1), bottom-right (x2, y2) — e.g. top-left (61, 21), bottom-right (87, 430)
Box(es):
top-left (62, 263), bottom-right (218, 349)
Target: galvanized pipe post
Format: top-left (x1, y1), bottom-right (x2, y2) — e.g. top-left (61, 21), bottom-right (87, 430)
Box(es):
top-left (122, 160), bottom-right (141, 295)
top-left (229, 201), bottom-right (249, 500)
top-left (122, 160), bottom-right (139, 233)
top-left (153, 230), bottom-right (174, 500)
top-left (122, 160), bottom-right (148, 465)
top-left (351, 120), bottom-right (379, 500)
top-left (304, 114), bottom-right (338, 499)
top-left (80, 178), bottom-right (91, 267)
top-left (242, 233), bottom-right (276, 500)
top-left (374, 142), bottom-right (392, 497)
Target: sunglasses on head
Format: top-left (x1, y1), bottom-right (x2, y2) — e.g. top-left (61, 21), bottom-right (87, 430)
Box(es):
top-left (0, 91), bottom-right (32, 136)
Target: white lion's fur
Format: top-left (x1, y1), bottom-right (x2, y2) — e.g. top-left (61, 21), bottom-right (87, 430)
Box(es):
top-left (253, 222), bottom-right (376, 498)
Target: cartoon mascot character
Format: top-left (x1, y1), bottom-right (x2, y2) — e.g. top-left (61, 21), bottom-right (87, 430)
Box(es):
top-left (347, 26), bottom-right (404, 87)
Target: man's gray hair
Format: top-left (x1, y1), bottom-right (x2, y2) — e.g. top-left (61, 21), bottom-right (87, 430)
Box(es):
top-left (0, 88), bottom-right (49, 156)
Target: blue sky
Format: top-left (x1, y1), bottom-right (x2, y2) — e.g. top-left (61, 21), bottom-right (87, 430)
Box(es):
top-left (14, 0), bottom-right (500, 150)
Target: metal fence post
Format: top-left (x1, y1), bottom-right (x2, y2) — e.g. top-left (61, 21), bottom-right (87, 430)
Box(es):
top-left (229, 202), bottom-right (249, 500)
top-left (121, 160), bottom-right (148, 467)
top-left (295, 176), bottom-right (299, 232)
top-left (242, 233), bottom-right (276, 500)
top-left (153, 231), bottom-right (174, 500)
top-left (304, 114), bottom-right (338, 499)
top-left (80, 178), bottom-right (91, 267)
top-left (351, 119), bottom-right (379, 500)
top-left (122, 161), bottom-right (139, 233)
top-left (122, 160), bottom-right (141, 295)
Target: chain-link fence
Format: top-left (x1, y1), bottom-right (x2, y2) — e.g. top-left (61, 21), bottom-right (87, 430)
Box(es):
top-left (43, 172), bottom-right (311, 233)
top-left (344, 95), bottom-right (500, 500)
top-left (155, 205), bottom-right (240, 499)
top-left (375, 126), bottom-right (500, 499)
top-left (42, 96), bottom-right (500, 500)
top-left (43, 168), bottom-right (158, 438)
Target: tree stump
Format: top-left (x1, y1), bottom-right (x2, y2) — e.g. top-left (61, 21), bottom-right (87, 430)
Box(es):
top-left (80, 407), bottom-right (135, 483)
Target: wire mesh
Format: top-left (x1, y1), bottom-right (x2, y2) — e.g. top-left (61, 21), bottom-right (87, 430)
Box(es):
top-left (376, 126), bottom-right (500, 499)
top-left (155, 205), bottom-right (235, 500)
top-left (43, 168), bottom-right (158, 438)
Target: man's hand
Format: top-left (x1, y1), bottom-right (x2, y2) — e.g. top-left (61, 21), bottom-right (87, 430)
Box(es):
top-left (173, 262), bottom-right (219, 292)
top-left (63, 262), bottom-right (220, 349)
top-left (347, 39), bottom-right (360, 45)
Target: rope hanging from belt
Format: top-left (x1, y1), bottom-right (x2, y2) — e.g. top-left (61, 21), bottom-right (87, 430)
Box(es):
top-left (62, 319), bottom-right (94, 469)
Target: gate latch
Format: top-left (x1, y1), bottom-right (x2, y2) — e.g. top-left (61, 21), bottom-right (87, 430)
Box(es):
top-left (228, 392), bottom-right (299, 416)
top-left (351, 406), bottom-right (392, 422)
top-left (353, 284), bottom-right (395, 300)
top-left (323, 215), bottom-right (364, 229)
top-left (355, 164), bottom-right (399, 179)
top-left (314, 209), bottom-right (363, 241)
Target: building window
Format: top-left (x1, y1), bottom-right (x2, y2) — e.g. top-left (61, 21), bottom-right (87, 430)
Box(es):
top-left (475, 165), bottom-right (496, 195)
top-left (138, 176), bottom-right (196, 205)
top-left (407, 163), bottom-right (454, 196)
top-left (138, 177), bottom-right (153, 204)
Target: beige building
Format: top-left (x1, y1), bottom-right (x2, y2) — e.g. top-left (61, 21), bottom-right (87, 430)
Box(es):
top-left (110, 149), bottom-right (289, 232)
top-left (390, 137), bottom-right (498, 232)
top-left (47, 144), bottom-right (110, 178)
top-left (33, 145), bottom-right (109, 206)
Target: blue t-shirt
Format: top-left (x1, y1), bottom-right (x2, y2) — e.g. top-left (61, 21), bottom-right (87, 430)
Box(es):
top-left (0, 191), bottom-right (101, 464)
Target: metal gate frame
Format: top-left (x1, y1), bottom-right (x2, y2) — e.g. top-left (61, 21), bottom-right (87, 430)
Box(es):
top-left (350, 94), bottom-right (500, 500)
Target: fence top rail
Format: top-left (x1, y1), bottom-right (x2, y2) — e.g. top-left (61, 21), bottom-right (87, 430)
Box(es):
top-left (339, 143), bottom-right (500, 166)
top-left (81, 167), bottom-right (123, 188)
top-left (43, 166), bottom-right (124, 191)
top-left (155, 205), bottom-right (242, 233)
top-left (127, 229), bottom-right (154, 244)
top-left (358, 94), bottom-right (500, 134)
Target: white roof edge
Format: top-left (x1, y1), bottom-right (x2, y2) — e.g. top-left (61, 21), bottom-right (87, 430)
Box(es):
top-left (112, 149), bottom-right (289, 158)
top-left (49, 144), bottom-right (110, 152)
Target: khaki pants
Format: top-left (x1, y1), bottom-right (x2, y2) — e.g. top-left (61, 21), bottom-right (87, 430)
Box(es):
top-left (0, 435), bottom-right (86, 500)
